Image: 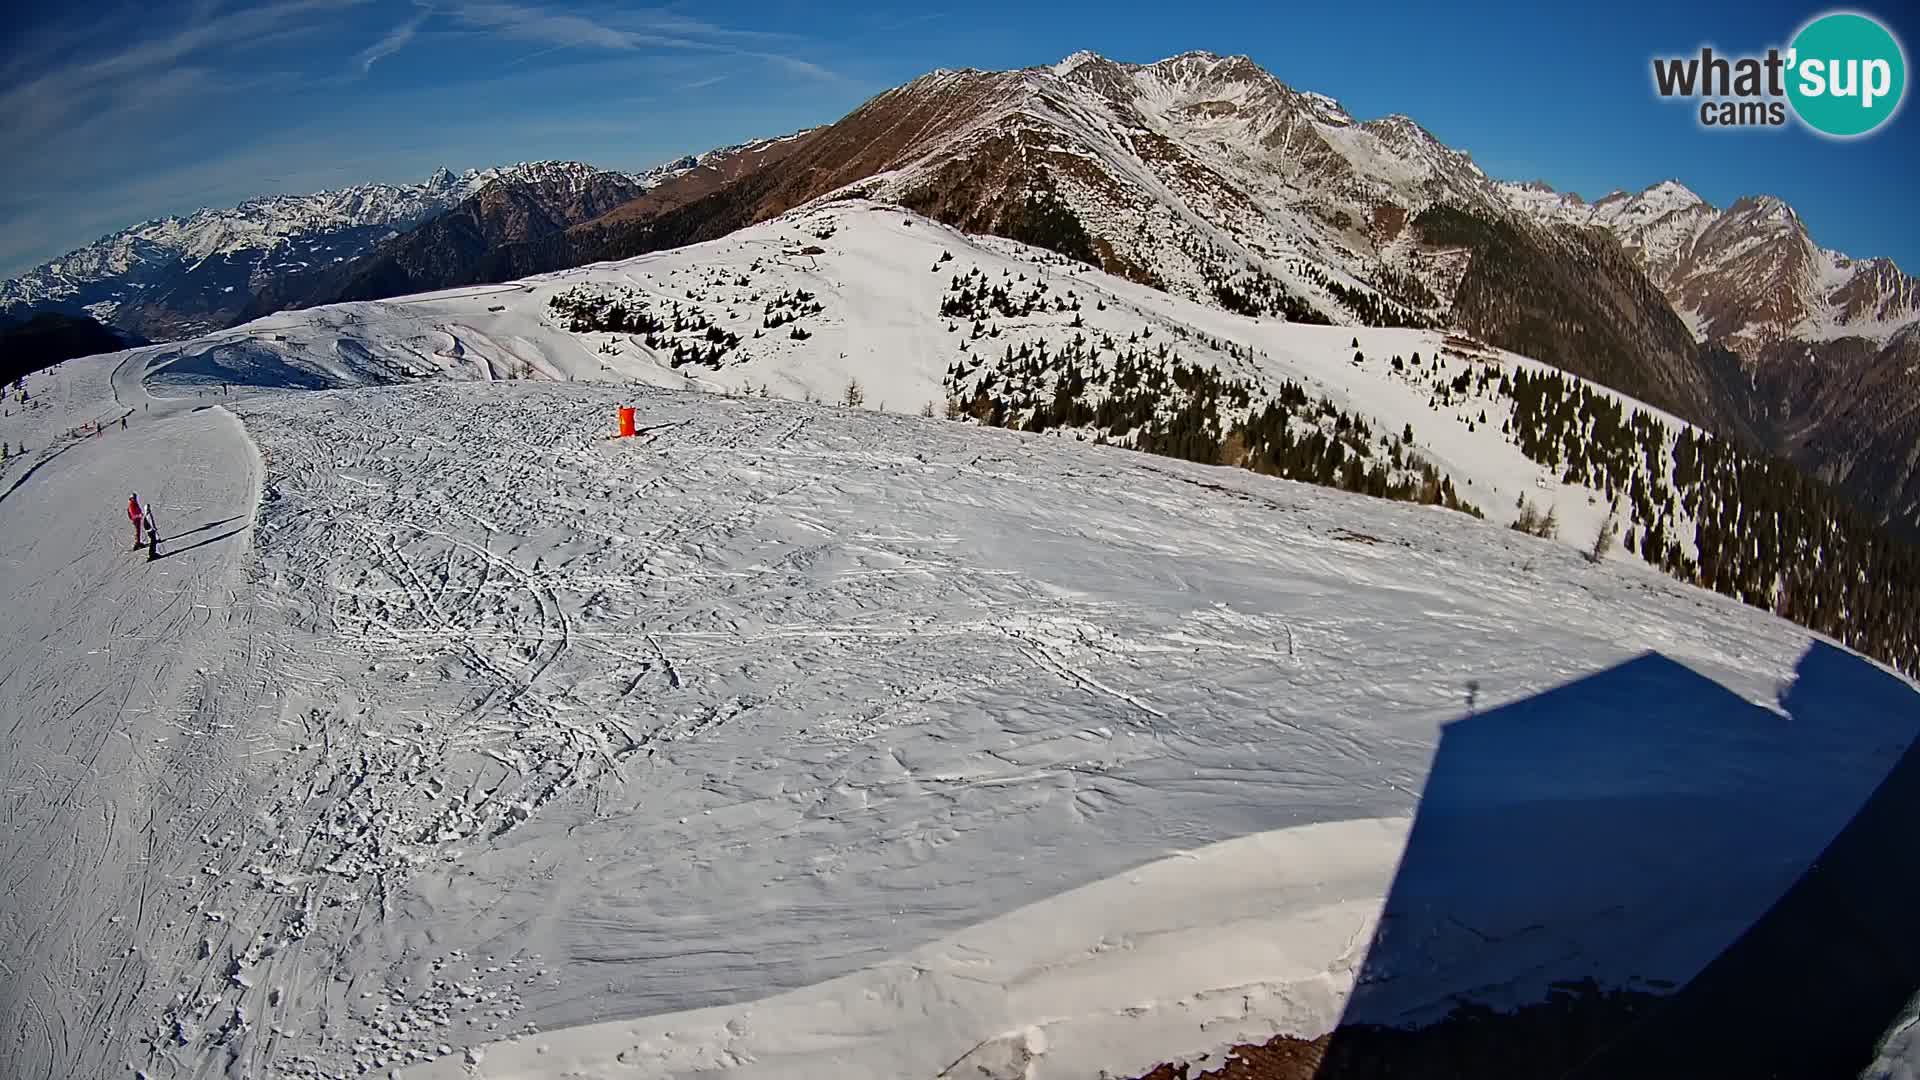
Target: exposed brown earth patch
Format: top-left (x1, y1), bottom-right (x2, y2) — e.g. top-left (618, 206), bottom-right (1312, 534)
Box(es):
top-left (1369, 204), bottom-right (1407, 243)
top-left (1127, 982), bottom-right (1663, 1080)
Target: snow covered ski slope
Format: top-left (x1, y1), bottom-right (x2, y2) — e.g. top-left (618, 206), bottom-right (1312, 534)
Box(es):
top-left (153, 199), bottom-right (1703, 559)
top-left (1, 353), bottom-right (266, 1080)
top-left (1, 201), bottom-right (1917, 1080)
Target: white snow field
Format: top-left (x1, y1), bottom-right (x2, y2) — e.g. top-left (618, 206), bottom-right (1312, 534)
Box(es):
top-left (2, 201), bottom-right (1917, 1080)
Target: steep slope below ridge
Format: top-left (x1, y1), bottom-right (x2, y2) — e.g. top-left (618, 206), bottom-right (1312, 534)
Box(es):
top-left (498, 51), bottom-right (1507, 318)
top-left (1760, 327), bottom-right (1920, 536)
top-left (1408, 205), bottom-right (1738, 436)
top-left (0, 311), bottom-right (146, 383)
top-left (4, 317), bottom-right (1916, 1080)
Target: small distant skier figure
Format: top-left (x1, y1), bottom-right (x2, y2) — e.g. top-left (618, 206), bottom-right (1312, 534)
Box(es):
top-left (120, 415), bottom-right (127, 430)
top-left (127, 494), bottom-right (145, 549)
top-left (145, 507), bottom-right (160, 561)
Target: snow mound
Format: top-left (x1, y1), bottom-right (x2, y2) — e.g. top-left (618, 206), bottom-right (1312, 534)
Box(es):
top-left (402, 818), bottom-right (1410, 1080)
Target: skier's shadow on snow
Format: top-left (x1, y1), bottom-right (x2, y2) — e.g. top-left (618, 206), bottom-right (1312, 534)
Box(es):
top-left (1313, 643), bottom-right (1920, 1079)
top-left (151, 520), bottom-right (246, 561)
top-left (163, 515), bottom-right (239, 541)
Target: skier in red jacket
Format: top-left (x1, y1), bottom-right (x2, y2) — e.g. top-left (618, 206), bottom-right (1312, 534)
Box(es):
top-left (128, 494), bottom-right (144, 550)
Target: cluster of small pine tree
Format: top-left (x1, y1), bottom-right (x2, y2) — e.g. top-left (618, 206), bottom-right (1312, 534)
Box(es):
top-left (760, 288), bottom-right (823, 329)
top-left (1367, 264), bottom-right (1442, 313)
top-left (1506, 369), bottom-right (1660, 495)
top-left (1233, 394), bottom-right (1475, 512)
top-left (939, 268), bottom-right (1079, 321)
top-left (545, 285), bottom-right (751, 370)
top-left (942, 331), bottom-right (1481, 518)
top-left (1204, 265), bottom-right (1329, 324)
top-left (1670, 430), bottom-right (1919, 672)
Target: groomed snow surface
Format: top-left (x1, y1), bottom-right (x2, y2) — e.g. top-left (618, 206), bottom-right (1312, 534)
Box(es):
top-left (2, 203), bottom-right (1917, 1080)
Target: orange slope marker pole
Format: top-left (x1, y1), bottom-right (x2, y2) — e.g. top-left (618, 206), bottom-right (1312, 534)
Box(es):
top-left (617, 406), bottom-right (636, 438)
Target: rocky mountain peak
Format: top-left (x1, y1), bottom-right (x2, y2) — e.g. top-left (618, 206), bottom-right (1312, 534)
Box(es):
top-left (1148, 50), bottom-right (1265, 80)
top-left (1641, 178), bottom-right (1706, 208)
top-left (1724, 194), bottom-right (1800, 227)
top-left (1051, 50), bottom-right (1107, 76)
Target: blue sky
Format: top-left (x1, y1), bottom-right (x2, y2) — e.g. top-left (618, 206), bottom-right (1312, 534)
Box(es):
top-left (1, 0), bottom-right (1915, 278)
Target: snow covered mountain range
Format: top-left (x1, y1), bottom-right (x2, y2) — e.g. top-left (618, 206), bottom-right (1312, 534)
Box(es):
top-left (0, 161), bottom-right (682, 340)
top-left (242, 133), bottom-right (819, 317)
top-left (1498, 178), bottom-right (1920, 351)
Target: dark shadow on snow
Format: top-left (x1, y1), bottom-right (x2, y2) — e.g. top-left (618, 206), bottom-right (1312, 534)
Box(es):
top-left (0, 440), bottom-right (77, 505)
top-left (147, 341), bottom-right (346, 393)
top-left (1310, 642), bottom-right (1920, 1079)
top-left (151, 526), bottom-right (247, 561)
top-left (161, 516), bottom-right (241, 541)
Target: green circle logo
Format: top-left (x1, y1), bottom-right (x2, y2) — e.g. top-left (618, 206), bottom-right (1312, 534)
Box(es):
top-left (1787, 12), bottom-right (1907, 137)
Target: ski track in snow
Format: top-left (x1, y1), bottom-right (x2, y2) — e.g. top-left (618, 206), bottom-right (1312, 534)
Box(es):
top-left (1, 354), bottom-right (266, 1080)
top-left (2, 209), bottom-right (1918, 1080)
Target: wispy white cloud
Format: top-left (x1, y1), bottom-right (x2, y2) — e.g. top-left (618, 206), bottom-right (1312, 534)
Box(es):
top-left (437, 1), bottom-right (841, 81)
top-left (357, 10), bottom-right (431, 72)
top-left (442, 0), bottom-right (695, 51)
top-left (609, 9), bottom-right (805, 46)
top-left (0, 0), bottom-right (369, 150)
top-left (747, 52), bottom-right (839, 83)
